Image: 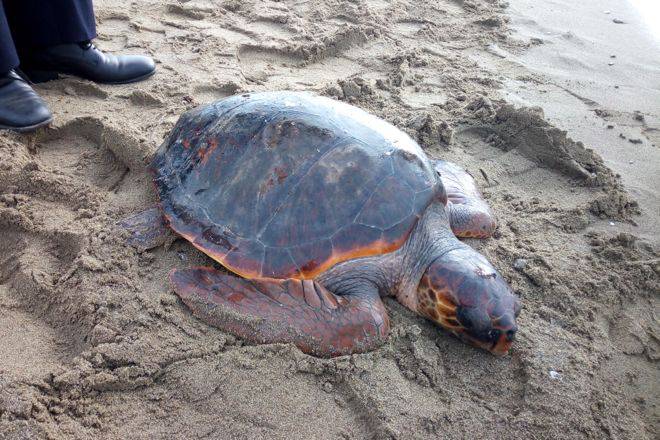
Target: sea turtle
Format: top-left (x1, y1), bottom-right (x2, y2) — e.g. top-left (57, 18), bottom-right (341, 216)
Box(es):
top-left (122, 91), bottom-right (521, 357)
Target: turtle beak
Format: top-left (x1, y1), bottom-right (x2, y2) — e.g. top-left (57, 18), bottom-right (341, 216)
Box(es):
top-left (490, 328), bottom-right (516, 356)
top-left (451, 328), bottom-right (515, 356)
top-left (445, 332), bottom-right (489, 355)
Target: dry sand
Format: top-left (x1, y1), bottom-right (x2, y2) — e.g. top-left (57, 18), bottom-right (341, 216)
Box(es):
top-left (0, 0), bottom-right (658, 439)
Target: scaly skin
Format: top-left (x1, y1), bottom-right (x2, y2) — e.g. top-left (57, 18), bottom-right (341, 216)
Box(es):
top-left (417, 249), bottom-right (520, 355)
top-left (129, 93), bottom-right (520, 357)
top-left (170, 268), bottom-right (389, 357)
top-left (320, 202), bottom-right (520, 356)
top-left (434, 160), bottom-right (497, 239)
top-left (121, 182), bottom-right (520, 357)
top-left (160, 201), bottom-right (520, 357)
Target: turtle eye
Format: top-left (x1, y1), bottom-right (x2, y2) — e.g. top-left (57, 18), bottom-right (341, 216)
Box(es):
top-left (488, 329), bottom-right (501, 342)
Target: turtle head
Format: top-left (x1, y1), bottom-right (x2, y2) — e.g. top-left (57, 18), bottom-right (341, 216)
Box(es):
top-left (416, 247), bottom-right (521, 355)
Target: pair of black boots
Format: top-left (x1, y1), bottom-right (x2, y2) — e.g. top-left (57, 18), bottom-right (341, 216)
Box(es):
top-left (0, 41), bottom-right (155, 132)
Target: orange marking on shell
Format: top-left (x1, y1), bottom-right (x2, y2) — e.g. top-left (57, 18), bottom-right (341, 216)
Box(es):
top-left (164, 209), bottom-right (408, 280)
top-left (294, 236), bottom-right (407, 279)
top-left (195, 236), bottom-right (405, 281)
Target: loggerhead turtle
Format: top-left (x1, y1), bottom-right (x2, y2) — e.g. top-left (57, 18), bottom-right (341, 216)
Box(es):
top-left (122, 91), bottom-right (521, 357)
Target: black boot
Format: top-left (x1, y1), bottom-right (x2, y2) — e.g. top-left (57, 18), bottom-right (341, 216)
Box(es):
top-left (20, 41), bottom-right (156, 85)
top-left (0, 70), bottom-right (53, 132)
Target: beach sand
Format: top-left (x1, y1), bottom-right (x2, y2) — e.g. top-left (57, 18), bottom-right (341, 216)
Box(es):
top-left (0, 1), bottom-right (657, 439)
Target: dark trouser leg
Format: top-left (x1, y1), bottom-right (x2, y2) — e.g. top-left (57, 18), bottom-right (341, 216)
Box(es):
top-left (4, 0), bottom-right (96, 53)
top-left (4, 0), bottom-right (154, 85)
top-left (0, 1), bottom-right (19, 74)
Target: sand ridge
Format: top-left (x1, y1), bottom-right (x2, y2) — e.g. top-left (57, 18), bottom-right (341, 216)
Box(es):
top-left (0, 1), bottom-right (658, 439)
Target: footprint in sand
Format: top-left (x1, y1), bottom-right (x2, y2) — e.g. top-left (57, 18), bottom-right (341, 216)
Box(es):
top-left (0, 296), bottom-right (76, 380)
top-left (0, 227), bottom-right (83, 290)
top-left (0, 227), bottom-right (87, 379)
top-left (237, 26), bottom-right (374, 86)
top-left (37, 122), bottom-right (130, 192)
top-left (40, 78), bottom-right (109, 99)
top-left (365, 0), bottom-right (392, 11)
top-left (193, 81), bottom-right (242, 104)
top-left (0, 118), bottom-right (144, 378)
top-left (237, 45), bottom-right (304, 84)
top-left (166, 1), bottom-right (212, 20)
top-left (248, 18), bottom-right (297, 40)
top-left (393, 20), bottom-right (427, 37)
top-left (31, 117), bottom-right (154, 208)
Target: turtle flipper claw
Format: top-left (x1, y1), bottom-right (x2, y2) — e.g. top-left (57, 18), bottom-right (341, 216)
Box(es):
top-left (434, 160), bottom-right (496, 238)
top-left (170, 267), bottom-right (390, 357)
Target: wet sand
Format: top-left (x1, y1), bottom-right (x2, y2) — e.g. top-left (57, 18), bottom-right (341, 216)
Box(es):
top-left (502, 0), bottom-right (660, 244)
top-left (0, 1), bottom-right (658, 439)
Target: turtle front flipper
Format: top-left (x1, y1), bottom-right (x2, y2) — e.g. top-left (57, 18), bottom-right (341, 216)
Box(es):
top-left (434, 160), bottom-right (496, 238)
top-left (170, 267), bottom-right (390, 357)
top-left (118, 207), bottom-right (174, 251)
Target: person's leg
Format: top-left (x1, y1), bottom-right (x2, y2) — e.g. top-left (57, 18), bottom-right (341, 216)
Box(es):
top-left (4, 0), bottom-right (96, 50)
top-left (0, 0), bottom-right (154, 132)
top-left (6, 0), bottom-right (155, 85)
top-left (0, 1), bottom-right (19, 74)
top-left (0, 1), bottom-right (53, 132)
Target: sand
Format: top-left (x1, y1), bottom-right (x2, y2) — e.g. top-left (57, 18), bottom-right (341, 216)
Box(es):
top-left (0, 0), bottom-right (658, 439)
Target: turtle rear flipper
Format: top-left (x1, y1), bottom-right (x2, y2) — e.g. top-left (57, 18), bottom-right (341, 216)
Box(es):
top-left (118, 207), bottom-right (175, 251)
top-left (170, 267), bottom-right (390, 357)
top-left (434, 160), bottom-right (496, 238)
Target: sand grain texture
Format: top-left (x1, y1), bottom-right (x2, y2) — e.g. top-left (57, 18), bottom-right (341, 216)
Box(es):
top-left (0, 1), bottom-right (658, 439)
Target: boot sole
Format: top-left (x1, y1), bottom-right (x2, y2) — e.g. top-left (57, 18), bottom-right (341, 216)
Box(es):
top-left (0, 115), bottom-right (54, 133)
top-left (23, 68), bottom-right (156, 85)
